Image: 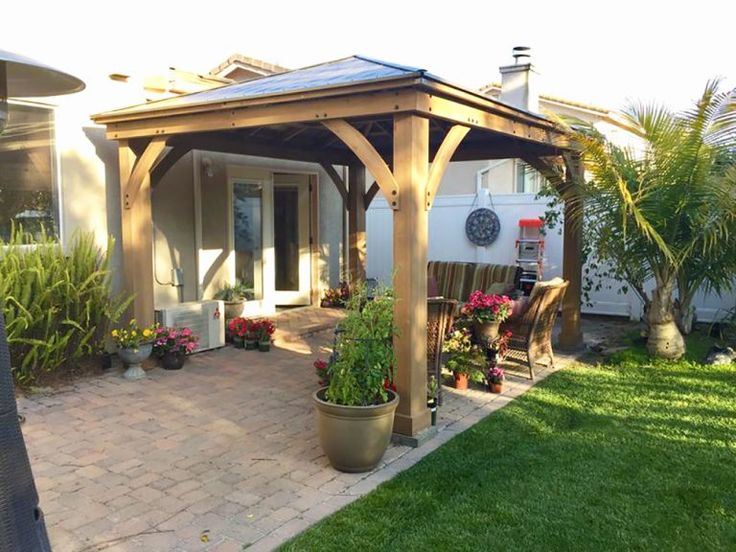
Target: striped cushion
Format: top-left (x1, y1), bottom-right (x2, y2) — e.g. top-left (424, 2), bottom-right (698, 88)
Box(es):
top-left (427, 261), bottom-right (519, 302)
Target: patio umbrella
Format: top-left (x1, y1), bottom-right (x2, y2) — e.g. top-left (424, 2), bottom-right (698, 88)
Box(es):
top-left (0, 49), bottom-right (84, 552)
top-left (0, 48), bottom-right (85, 133)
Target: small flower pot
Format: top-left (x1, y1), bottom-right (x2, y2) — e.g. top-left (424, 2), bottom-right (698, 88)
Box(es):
top-left (454, 372), bottom-right (469, 390)
top-left (489, 382), bottom-right (503, 393)
top-left (233, 336), bottom-right (245, 349)
top-left (161, 352), bottom-right (186, 370)
top-left (427, 398), bottom-right (438, 426)
top-left (258, 340), bottom-right (271, 352)
top-left (244, 338), bottom-right (257, 350)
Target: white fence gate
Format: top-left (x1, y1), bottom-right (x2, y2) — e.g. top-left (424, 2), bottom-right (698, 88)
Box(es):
top-left (366, 193), bottom-right (735, 323)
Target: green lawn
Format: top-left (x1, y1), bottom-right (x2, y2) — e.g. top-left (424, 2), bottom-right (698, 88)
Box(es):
top-left (282, 333), bottom-right (736, 551)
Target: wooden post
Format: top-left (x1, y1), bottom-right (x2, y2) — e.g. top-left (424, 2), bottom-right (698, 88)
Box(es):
top-left (392, 114), bottom-right (430, 437)
top-left (117, 140), bottom-right (158, 328)
top-left (347, 164), bottom-right (367, 283)
top-left (558, 153), bottom-right (584, 349)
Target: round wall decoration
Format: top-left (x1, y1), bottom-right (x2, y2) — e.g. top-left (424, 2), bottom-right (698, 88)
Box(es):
top-left (465, 208), bottom-right (501, 246)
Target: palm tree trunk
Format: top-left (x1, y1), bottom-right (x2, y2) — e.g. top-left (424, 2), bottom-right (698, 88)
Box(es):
top-left (647, 276), bottom-right (686, 359)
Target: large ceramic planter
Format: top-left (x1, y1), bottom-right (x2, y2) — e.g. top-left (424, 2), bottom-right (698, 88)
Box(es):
top-left (224, 300), bottom-right (245, 320)
top-left (118, 343), bottom-right (153, 380)
top-left (161, 352), bottom-right (186, 370)
top-left (313, 388), bottom-right (399, 473)
top-left (474, 321), bottom-right (500, 346)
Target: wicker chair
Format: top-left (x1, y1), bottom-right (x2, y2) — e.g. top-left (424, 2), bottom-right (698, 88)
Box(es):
top-left (427, 298), bottom-right (457, 405)
top-left (502, 280), bottom-right (569, 380)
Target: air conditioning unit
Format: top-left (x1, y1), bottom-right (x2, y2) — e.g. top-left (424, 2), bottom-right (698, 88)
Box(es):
top-left (155, 300), bottom-right (225, 352)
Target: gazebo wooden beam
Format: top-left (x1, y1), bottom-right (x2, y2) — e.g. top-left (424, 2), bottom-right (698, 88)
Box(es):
top-left (124, 137), bottom-right (168, 208)
top-left (347, 165), bottom-right (367, 282)
top-left (151, 145), bottom-right (190, 187)
top-left (392, 113), bottom-right (431, 437)
top-left (363, 181), bottom-right (380, 209)
top-left (319, 162), bottom-right (348, 203)
top-left (322, 119), bottom-right (399, 209)
top-left (426, 124), bottom-right (470, 209)
top-left (170, 134), bottom-right (355, 165)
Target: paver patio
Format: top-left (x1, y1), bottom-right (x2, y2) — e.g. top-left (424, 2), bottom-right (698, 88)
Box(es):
top-left (17, 310), bottom-right (632, 551)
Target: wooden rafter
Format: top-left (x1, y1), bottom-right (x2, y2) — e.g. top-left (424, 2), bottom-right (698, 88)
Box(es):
top-left (364, 181), bottom-right (380, 209)
top-left (319, 162), bottom-right (348, 203)
top-left (125, 137), bottom-right (168, 208)
top-left (425, 124), bottom-right (470, 209)
top-left (322, 119), bottom-right (399, 209)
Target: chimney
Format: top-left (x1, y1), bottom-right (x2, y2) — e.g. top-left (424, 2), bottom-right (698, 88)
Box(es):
top-left (499, 46), bottom-right (539, 113)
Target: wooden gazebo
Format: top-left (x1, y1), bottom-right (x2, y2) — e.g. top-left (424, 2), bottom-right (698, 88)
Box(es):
top-left (92, 56), bottom-right (583, 440)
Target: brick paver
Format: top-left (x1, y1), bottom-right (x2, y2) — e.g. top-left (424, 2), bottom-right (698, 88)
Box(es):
top-left (18, 309), bottom-right (633, 551)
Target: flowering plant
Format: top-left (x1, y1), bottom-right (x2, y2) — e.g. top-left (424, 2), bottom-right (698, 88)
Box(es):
top-left (314, 358), bottom-right (330, 386)
top-left (490, 330), bottom-right (513, 357)
top-left (227, 317), bottom-right (250, 339)
top-left (153, 326), bottom-right (199, 356)
top-left (460, 291), bottom-right (513, 324)
top-left (250, 319), bottom-right (276, 342)
top-left (486, 365), bottom-right (504, 385)
top-left (442, 327), bottom-right (473, 355)
top-left (110, 319), bottom-right (156, 349)
top-left (321, 281), bottom-right (351, 307)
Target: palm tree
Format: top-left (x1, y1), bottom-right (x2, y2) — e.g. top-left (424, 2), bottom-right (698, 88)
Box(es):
top-left (577, 80), bottom-right (736, 359)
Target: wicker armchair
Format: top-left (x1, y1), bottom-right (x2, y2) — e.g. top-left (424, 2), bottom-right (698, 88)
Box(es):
top-left (502, 280), bottom-right (569, 380)
top-left (427, 298), bottom-right (457, 405)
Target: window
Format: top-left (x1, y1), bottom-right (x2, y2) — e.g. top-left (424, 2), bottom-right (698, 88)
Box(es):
top-left (0, 102), bottom-right (58, 240)
top-left (232, 181), bottom-right (263, 300)
top-left (515, 160), bottom-right (543, 194)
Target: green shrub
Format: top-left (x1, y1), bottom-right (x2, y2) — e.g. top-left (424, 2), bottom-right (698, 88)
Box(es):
top-left (0, 226), bottom-right (131, 384)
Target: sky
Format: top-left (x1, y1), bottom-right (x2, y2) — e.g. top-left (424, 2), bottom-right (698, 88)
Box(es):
top-left (5, 0), bottom-right (735, 112)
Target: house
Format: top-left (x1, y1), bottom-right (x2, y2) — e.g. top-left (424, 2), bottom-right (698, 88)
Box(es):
top-left (1, 53), bottom-right (346, 318)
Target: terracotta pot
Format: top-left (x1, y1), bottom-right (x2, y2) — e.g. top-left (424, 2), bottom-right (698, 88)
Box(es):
top-left (161, 352), bottom-right (186, 370)
top-left (454, 372), bottom-right (469, 390)
top-left (489, 382), bottom-right (503, 393)
top-left (313, 388), bottom-right (399, 473)
top-left (474, 321), bottom-right (500, 346)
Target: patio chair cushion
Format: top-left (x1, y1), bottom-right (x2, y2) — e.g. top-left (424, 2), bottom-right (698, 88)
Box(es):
top-left (427, 261), bottom-right (520, 303)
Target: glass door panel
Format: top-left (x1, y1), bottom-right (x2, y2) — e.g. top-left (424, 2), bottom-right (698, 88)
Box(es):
top-left (232, 182), bottom-right (263, 300)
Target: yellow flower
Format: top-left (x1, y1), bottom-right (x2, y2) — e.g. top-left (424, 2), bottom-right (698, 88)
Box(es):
top-left (111, 329), bottom-right (118, 337)
top-left (131, 330), bottom-right (137, 337)
top-left (142, 329), bottom-right (152, 337)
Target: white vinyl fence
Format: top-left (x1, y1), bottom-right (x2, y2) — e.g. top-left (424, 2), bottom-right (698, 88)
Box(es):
top-left (366, 193), bottom-right (736, 322)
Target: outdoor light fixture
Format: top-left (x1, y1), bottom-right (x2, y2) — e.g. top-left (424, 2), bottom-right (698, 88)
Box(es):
top-left (0, 48), bottom-right (84, 133)
top-left (0, 48), bottom-right (84, 552)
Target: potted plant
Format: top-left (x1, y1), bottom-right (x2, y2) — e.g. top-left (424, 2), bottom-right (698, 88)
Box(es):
top-left (313, 285), bottom-right (398, 473)
top-left (461, 290), bottom-right (513, 347)
top-left (487, 365), bottom-right (505, 393)
top-left (443, 327), bottom-right (484, 390)
top-left (487, 330), bottom-right (512, 366)
top-left (214, 280), bottom-right (254, 320)
top-left (320, 281), bottom-right (351, 308)
top-left (427, 375), bottom-right (439, 426)
top-left (111, 319), bottom-right (156, 380)
top-left (153, 326), bottom-right (199, 370)
top-left (227, 317), bottom-right (249, 348)
top-left (252, 318), bottom-right (276, 352)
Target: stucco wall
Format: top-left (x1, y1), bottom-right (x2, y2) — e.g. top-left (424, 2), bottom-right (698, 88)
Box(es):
top-left (151, 152), bottom-right (197, 308)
